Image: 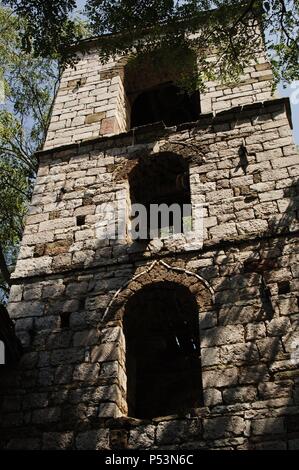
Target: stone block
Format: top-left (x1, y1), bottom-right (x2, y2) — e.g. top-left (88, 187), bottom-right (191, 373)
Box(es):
top-left (128, 425), bottom-right (156, 449)
top-left (203, 416), bottom-right (245, 439)
top-left (201, 347), bottom-right (221, 366)
top-left (203, 388), bottom-right (222, 407)
top-left (32, 407), bottom-right (61, 424)
top-left (220, 343), bottom-right (259, 365)
top-left (6, 438), bottom-right (41, 450)
top-left (98, 403), bottom-right (122, 418)
top-left (245, 323), bottom-right (266, 340)
top-left (8, 301), bottom-right (44, 319)
top-left (258, 381), bottom-right (293, 399)
top-left (91, 343), bottom-right (122, 363)
top-left (251, 417), bottom-right (284, 435)
top-left (222, 386), bottom-right (257, 404)
top-left (42, 432), bottom-right (74, 450)
top-left (73, 329), bottom-right (100, 347)
top-left (23, 393), bottom-right (48, 410)
top-left (202, 368), bottom-right (239, 388)
top-left (73, 363), bottom-right (100, 382)
top-left (50, 348), bottom-right (85, 366)
top-left (238, 365), bottom-right (270, 384)
top-left (85, 112), bottom-right (106, 124)
top-left (201, 325), bottom-right (244, 347)
top-left (76, 429), bottom-right (109, 450)
top-left (266, 317), bottom-right (291, 337)
top-left (156, 419), bottom-right (202, 445)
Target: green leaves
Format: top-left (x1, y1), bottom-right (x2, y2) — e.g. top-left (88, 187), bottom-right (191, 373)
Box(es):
top-left (0, 5), bottom-right (59, 304)
top-left (85, 0), bottom-right (299, 89)
top-left (2, 0), bottom-right (81, 62)
top-left (1, 1), bottom-right (298, 87)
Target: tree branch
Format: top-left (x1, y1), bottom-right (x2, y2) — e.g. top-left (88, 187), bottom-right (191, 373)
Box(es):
top-left (0, 245), bottom-right (12, 287)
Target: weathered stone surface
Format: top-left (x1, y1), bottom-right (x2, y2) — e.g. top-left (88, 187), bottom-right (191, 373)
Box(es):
top-left (0, 36), bottom-right (298, 452)
top-left (266, 317), bottom-right (291, 337)
top-left (220, 343), bottom-right (259, 365)
top-left (201, 326), bottom-right (244, 347)
top-left (73, 329), bottom-right (100, 347)
top-left (23, 393), bottom-right (48, 410)
top-left (203, 417), bottom-right (245, 439)
top-left (203, 388), bottom-right (223, 407)
top-left (42, 432), bottom-right (73, 450)
top-left (51, 348), bottom-right (85, 366)
top-left (91, 343), bottom-right (122, 363)
top-left (128, 425), bottom-right (156, 449)
top-left (245, 323), bottom-right (266, 341)
top-left (201, 348), bottom-right (221, 367)
top-left (238, 365), bottom-right (270, 384)
top-left (156, 420), bottom-right (202, 445)
top-left (202, 368), bottom-right (239, 388)
top-left (6, 438), bottom-right (41, 450)
top-left (258, 381), bottom-right (293, 399)
top-left (8, 301), bottom-right (44, 318)
top-left (223, 386), bottom-right (257, 404)
top-left (76, 429), bottom-right (109, 450)
top-left (73, 363), bottom-right (100, 382)
top-left (32, 407), bottom-right (61, 424)
top-left (98, 403), bottom-right (122, 418)
top-left (251, 417), bottom-right (285, 435)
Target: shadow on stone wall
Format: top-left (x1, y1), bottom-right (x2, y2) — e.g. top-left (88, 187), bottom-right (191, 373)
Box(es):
top-left (0, 161), bottom-right (298, 450)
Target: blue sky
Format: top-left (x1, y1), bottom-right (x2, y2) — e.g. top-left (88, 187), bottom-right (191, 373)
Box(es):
top-left (75, 0), bottom-right (298, 144)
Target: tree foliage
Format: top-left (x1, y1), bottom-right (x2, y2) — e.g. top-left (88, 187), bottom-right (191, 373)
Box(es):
top-left (2, 0), bottom-right (80, 60)
top-left (2, 1), bottom-right (298, 87)
top-left (0, 5), bottom-right (60, 304)
top-left (85, 0), bottom-right (299, 88)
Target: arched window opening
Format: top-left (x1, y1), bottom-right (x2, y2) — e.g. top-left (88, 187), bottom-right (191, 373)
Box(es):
top-left (128, 152), bottom-right (192, 239)
top-left (125, 46), bottom-right (201, 129)
top-left (130, 82), bottom-right (200, 128)
top-left (123, 282), bottom-right (203, 419)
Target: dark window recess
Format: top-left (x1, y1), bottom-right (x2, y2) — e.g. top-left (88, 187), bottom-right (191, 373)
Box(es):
top-left (260, 276), bottom-right (275, 320)
top-left (278, 281), bottom-right (291, 295)
top-left (0, 305), bottom-right (22, 364)
top-left (60, 312), bottom-right (71, 329)
top-left (129, 152), bottom-right (191, 238)
top-left (130, 82), bottom-right (200, 129)
top-left (123, 281), bottom-right (203, 419)
top-left (76, 215), bottom-right (86, 226)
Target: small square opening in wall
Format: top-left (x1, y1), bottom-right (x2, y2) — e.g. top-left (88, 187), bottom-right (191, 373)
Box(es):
top-left (278, 281), bottom-right (291, 295)
top-left (76, 215), bottom-right (86, 226)
top-left (60, 312), bottom-right (71, 329)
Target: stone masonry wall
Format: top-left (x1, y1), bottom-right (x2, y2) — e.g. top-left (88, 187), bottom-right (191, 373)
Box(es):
top-left (12, 98), bottom-right (298, 280)
top-left (0, 237), bottom-right (298, 450)
top-left (45, 52), bottom-right (127, 150)
top-left (44, 41), bottom-right (275, 150)
top-left (200, 52), bottom-right (276, 114)
top-left (0, 94), bottom-right (298, 449)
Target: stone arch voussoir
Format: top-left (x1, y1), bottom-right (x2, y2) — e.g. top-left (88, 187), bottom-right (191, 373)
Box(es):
top-left (103, 260), bottom-right (215, 323)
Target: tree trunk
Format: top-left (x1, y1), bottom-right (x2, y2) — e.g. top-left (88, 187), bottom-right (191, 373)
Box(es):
top-left (0, 244), bottom-right (11, 287)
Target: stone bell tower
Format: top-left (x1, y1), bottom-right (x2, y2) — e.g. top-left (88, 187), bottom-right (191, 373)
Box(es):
top-left (0, 31), bottom-right (299, 450)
